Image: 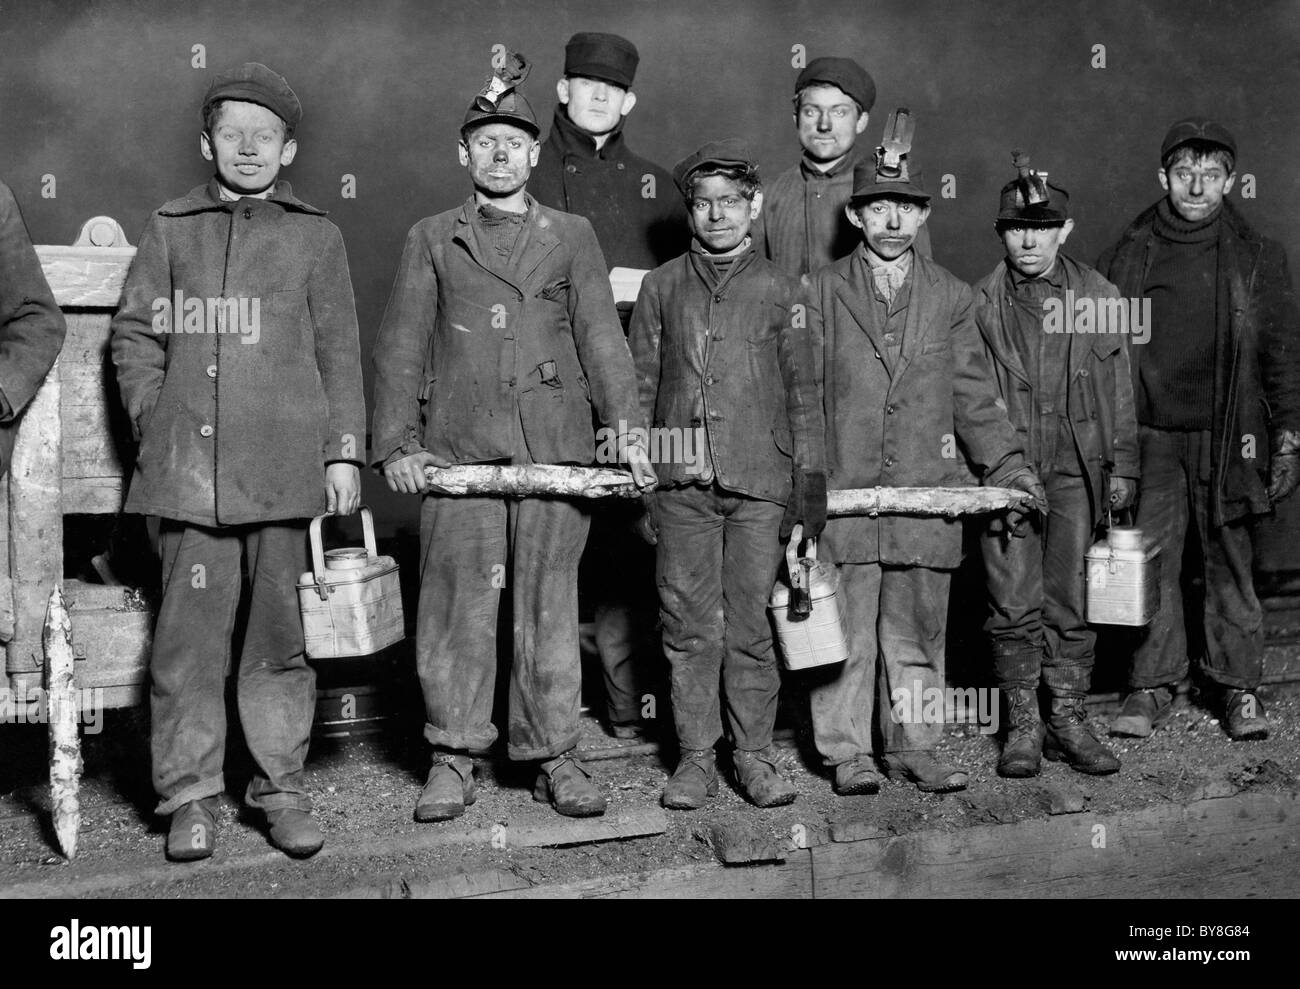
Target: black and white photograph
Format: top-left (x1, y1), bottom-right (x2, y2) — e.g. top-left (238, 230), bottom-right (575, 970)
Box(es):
top-left (0, 0), bottom-right (1295, 955)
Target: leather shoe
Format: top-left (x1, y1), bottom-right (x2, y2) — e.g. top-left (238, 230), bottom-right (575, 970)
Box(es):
top-left (1110, 685), bottom-right (1175, 737)
top-left (882, 751), bottom-right (969, 792)
top-left (415, 752), bottom-right (476, 822)
top-left (266, 808), bottom-right (324, 858)
top-left (662, 748), bottom-right (718, 809)
top-left (733, 748), bottom-right (798, 807)
top-left (833, 755), bottom-right (883, 795)
top-left (1223, 689), bottom-right (1269, 741)
top-left (535, 752), bottom-right (606, 817)
top-left (166, 798), bottom-right (218, 862)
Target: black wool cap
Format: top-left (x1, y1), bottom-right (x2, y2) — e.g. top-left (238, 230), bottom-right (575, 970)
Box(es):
top-left (672, 139), bottom-right (756, 196)
top-left (1160, 116), bottom-right (1237, 161)
top-left (202, 62), bottom-right (302, 132)
top-left (794, 57), bottom-right (875, 112)
top-left (565, 32), bottom-right (639, 89)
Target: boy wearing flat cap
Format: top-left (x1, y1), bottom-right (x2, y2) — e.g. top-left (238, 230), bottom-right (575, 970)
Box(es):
top-left (974, 152), bottom-right (1136, 779)
top-left (763, 56), bottom-right (928, 277)
top-left (629, 140), bottom-right (826, 809)
top-left (371, 55), bottom-right (657, 822)
top-left (805, 124), bottom-right (1042, 795)
top-left (1100, 118), bottom-right (1300, 741)
top-left (531, 32), bottom-right (687, 743)
top-left (111, 62), bottom-right (366, 860)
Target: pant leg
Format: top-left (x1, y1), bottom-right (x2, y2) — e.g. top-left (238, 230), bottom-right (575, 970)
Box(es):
top-left (1040, 473), bottom-right (1098, 697)
top-left (150, 521), bottom-right (243, 816)
top-left (505, 496), bottom-right (589, 760)
top-left (416, 495), bottom-right (506, 753)
top-left (879, 565), bottom-right (950, 754)
top-left (1130, 426), bottom-right (1194, 688)
top-left (809, 562), bottom-right (882, 766)
top-left (718, 493), bottom-right (785, 752)
top-left (237, 521), bottom-right (316, 814)
top-left (655, 486), bottom-right (726, 752)
top-left (980, 516), bottom-right (1046, 691)
top-left (1191, 432), bottom-right (1264, 688)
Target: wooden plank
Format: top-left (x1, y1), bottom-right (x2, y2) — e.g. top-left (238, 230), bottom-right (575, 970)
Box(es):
top-left (6, 359), bottom-right (62, 676)
top-left (484, 857), bottom-right (814, 900)
top-left (36, 246), bottom-right (134, 309)
top-left (59, 478), bottom-right (124, 515)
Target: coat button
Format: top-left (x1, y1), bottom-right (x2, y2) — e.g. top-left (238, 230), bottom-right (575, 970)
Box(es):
top-left (566, 164), bottom-right (577, 173)
top-left (1080, 369), bottom-right (1089, 377)
top-left (200, 424), bottom-right (214, 437)
top-left (886, 405), bottom-right (896, 415)
top-left (206, 364), bottom-right (217, 378)
top-left (713, 295), bottom-right (723, 303)
top-left (243, 207), bottom-right (252, 219)
top-left (616, 162), bottom-right (625, 170)
top-left (884, 456), bottom-right (894, 467)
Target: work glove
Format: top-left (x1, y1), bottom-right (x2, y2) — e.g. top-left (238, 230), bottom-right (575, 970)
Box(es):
top-left (634, 491), bottom-right (660, 546)
top-left (780, 469), bottom-right (828, 541)
top-left (1268, 429), bottom-right (1300, 505)
top-left (1002, 467), bottom-right (1048, 537)
top-left (1109, 476), bottom-right (1138, 512)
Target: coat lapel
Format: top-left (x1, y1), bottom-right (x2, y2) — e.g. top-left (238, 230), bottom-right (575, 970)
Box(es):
top-left (833, 252), bottom-right (889, 371)
top-left (893, 253), bottom-right (940, 381)
top-left (514, 203), bottom-right (561, 286)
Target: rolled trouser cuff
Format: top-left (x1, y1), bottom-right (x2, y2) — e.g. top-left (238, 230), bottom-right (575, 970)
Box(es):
top-left (155, 774), bottom-right (225, 817)
top-left (424, 721), bottom-right (498, 754)
top-left (508, 729), bottom-right (582, 763)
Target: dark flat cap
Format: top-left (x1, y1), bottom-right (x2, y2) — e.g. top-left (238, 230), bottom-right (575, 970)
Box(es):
top-left (850, 158), bottom-right (928, 204)
top-left (565, 32), bottom-right (639, 89)
top-left (672, 139), bottom-right (755, 195)
top-left (1161, 117), bottom-right (1237, 160)
top-left (203, 62), bottom-right (301, 132)
top-left (795, 57), bottom-right (875, 112)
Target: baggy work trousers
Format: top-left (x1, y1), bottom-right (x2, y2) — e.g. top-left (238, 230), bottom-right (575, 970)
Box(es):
top-left (416, 493), bottom-right (589, 761)
top-left (151, 520), bottom-right (315, 817)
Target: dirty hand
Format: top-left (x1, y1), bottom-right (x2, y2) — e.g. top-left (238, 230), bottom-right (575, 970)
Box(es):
top-left (634, 491), bottom-right (660, 546)
top-left (1268, 430), bottom-right (1300, 504)
top-left (325, 463), bottom-right (361, 515)
top-left (1003, 467), bottom-right (1048, 537)
top-left (383, 450), bottom-right (451, 495)
top-left (1109, 475), bottom-right (1138, 512)
top-left (781, 469), bottom-right (828, 541)
top-left (623, 438), bottom-right (659, 491)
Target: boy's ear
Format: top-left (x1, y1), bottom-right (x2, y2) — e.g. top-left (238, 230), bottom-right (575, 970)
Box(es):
top-left (845, 203), bottom-right (864, 230)
top-left (1157, 167), bottom-right (1170, 193)
top-left (529, 139), bottom-right (541, 167)
top-left (748, 190), bottom-right (764, 221)
top-left (854, 111), bottom-right (869, 136)
top-left (556, 78), bottom-right (570, 105)
top-left (279, 139), bottom-right (298, 167)
top-left (620, 89), bottom-right (637, 117)
top-left (917, 204), bottom-right (932, 226)
top-left (200, 131), bottom-right (214, 162)
top-left (458, 141), bottom-right (471, 167)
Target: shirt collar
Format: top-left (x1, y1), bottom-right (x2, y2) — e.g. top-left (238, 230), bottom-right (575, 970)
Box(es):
top-left (1007, 257), bottom-right (1065, 291)
top-left (547, 105), bottom-right (628, 161)
top-left (862, 245), bottom-right (913, 276)
top-left (799, 145), bottom-right (863, 181)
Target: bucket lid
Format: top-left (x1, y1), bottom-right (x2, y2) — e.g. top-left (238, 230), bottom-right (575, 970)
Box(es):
top-left (1107, 527), bottom-right (1144, 551)
top-left (324, 547), bottom-right (369, 570)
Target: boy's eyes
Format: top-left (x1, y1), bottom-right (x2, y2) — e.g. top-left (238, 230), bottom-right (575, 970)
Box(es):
top-left (1174, 169), bottom-right (1224, 183)
top-left (799, 105), bottom-right (852, 119)
top-left (691, 198), bottom-right (743, 211)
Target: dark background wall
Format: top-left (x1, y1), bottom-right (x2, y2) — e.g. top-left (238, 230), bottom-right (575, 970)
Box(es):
top-left (3, 0), bottom-right (1298, 541)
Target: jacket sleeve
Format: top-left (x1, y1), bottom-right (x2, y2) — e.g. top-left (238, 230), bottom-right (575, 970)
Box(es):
top-left (110, 211), bottom-right (170, 441)
top-left (567, 217), bottom-right (644, 436)
top-left (627, 270), bottom-right (663, 429)
top-left (778, 278), bottom-right (826, 474)
top-left (1259, 239), bottom-right (1300, 435)
top-left (1100, 278), bottom-right (1140, 478)
top-left (309, 222), bottom-right (366, 467)
top-left (949, 280), bottom-right (1026, 484)
top-left (370, 223), bottom-right (437, 468)
top-left (0, 182), bottom-right (65, 423)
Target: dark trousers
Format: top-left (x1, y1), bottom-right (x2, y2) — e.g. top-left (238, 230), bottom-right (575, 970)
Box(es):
top-left (416, 493), bottom-right (589, 761)
top-left (654, 484), bottom-right (785, 752)
top-left (809, 563), bottom-right (950, 765)
top-left (1131, 426), bottom-right (1263, 689)
top-left (151, 520), bottom-right (315, 817)
top-left (981, 471), bottom-right (1096, 697)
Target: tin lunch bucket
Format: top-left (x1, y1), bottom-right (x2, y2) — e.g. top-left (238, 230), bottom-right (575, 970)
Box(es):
top-left (768, 523), bottom-right (850, 670)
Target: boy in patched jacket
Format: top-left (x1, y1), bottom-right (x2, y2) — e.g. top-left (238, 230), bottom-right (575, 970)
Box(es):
top-left (630, 140), bottom-right (826, 809)
top-left (806, 130), bottom-right (1043, 796)
top-left (111, 63), bottom-right (365, 861)
top-left (974, 153), bottom-right (1136, 779)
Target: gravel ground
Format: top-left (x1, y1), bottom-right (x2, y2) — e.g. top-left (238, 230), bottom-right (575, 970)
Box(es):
top-left (1, 684), bottom-right (1297, 898)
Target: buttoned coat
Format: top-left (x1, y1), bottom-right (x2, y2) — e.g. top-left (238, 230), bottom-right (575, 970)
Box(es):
top-left (973, 255), bottom-right (1140, 526)
top-left (809, 247), bottom-right (1025, 567)
top-left (1098, 198), bottom-right (1300, 525)
top-left (0, 180), bottom-right (66, 478)
top-left (110, 180), bottom-right (366, 526)
top-left (628, 246), bottom-right (825, 504)
top-left (370, 196), bottom-right (643, 468)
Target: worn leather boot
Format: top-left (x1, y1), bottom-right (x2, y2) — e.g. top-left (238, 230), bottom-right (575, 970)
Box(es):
top-left (535, 751), bottom-right (606, 817)
top-left (732, 748), bottom-right (798, 807)
top-left (882, 751), bottom-right (969, 793)
top-left (414, 752), bottom-right (476, 822)
top-left (1223, 689), bottom-right (1269, 741)
top-left (1110, 685), bottom-right (1174, 737)
top-left (266, 808), bottom-right (325, 858)
top-left (998, 687), bottom-right (1045, 779)
top-left (662, 748), bottom-right (718, 810)
top-left (833, 755), bottom-right (884, 796)
top-left (1045, 696), bottom-right (1120, 774)
top-left (166, 797), bottom-right (218, 862)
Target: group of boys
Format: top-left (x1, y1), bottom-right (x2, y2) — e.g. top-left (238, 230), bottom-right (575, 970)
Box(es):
top-left (80, 32), bottom-right (1295, 862)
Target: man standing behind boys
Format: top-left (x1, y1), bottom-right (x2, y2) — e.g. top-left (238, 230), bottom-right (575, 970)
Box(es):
top-left (974, 152), bottom-right (1136, 779)
top-left (629, 140), bottom-right (826, 809)
top-left (371, 56), bottom-right (656, 823)
top-left (111, 63), bottom-right (366, 861)
top-left (805, 119), bottom-right (1043, 795)
top-left (530, 32), bottom-right (686, 740)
